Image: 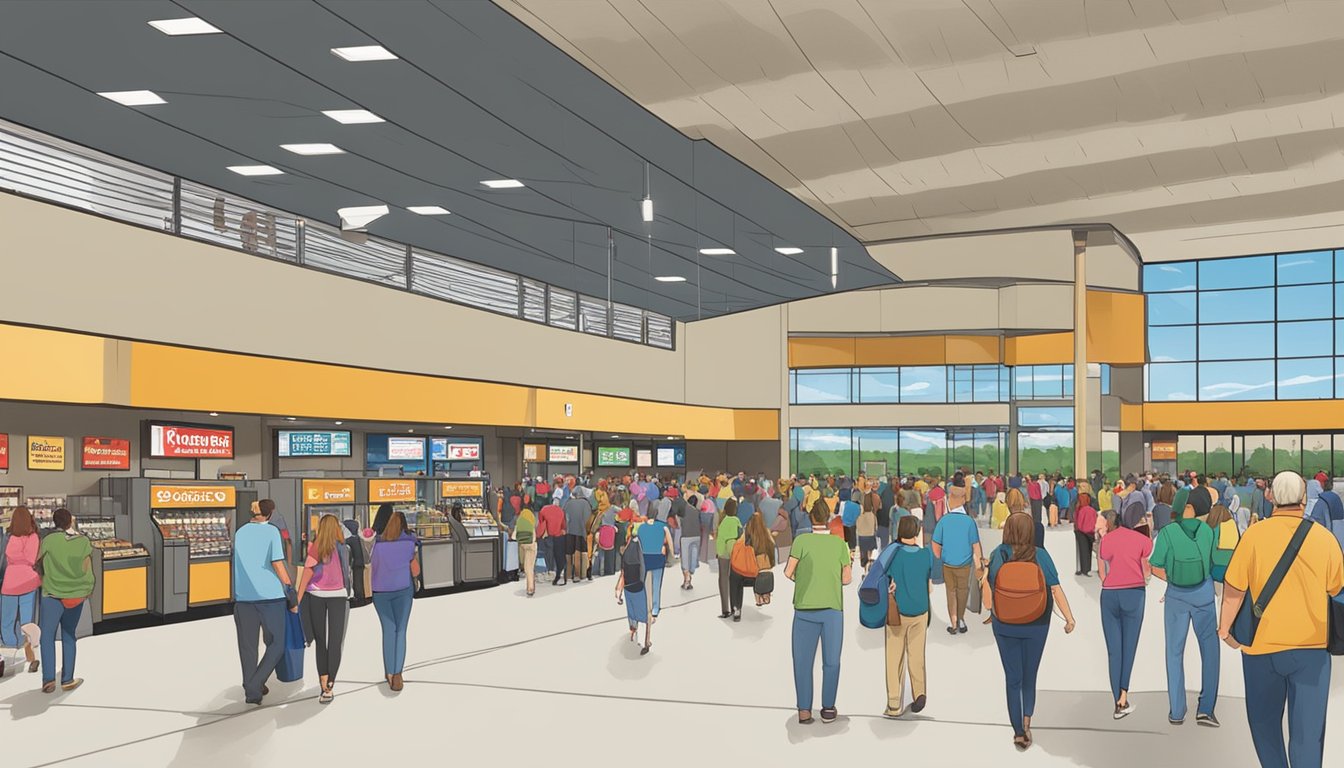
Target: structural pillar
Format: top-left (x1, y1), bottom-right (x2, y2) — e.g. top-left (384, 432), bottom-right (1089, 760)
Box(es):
top-left (1072, 230), bottom-right (1088, 480)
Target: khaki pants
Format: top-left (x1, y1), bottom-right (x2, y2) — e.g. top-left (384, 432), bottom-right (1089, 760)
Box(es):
top-left (519, 542), bottom-right (537, 593)
top-left (943, 564), bottom-right (972, 627)
top-left (885, 612), bottom-right (928, 713)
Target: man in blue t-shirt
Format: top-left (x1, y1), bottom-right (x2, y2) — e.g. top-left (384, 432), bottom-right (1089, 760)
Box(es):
top-left (233, 499), bottom-right (295, 705)
top-left (932, 485), bottom-right (983, 636)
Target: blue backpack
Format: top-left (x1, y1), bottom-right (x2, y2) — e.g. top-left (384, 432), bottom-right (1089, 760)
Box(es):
top-left (1315, 491), bottom-right (1344, 555)
top-left (858, 543), bottom-right (902, 628)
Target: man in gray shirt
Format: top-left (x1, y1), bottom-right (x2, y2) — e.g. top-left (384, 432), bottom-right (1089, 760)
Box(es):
top-left (677, 492), bottom-right (701, 589)
top-left (563, 486), bottom-right (593, 583)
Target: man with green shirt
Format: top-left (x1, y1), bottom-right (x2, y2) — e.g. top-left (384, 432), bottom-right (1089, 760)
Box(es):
top-left (785, 501), bottom-right (853, 725)
top-left (36, 508), bottom-right (94, 693)
top-left (1150, 487), bottom-right (1219, 727)
top-left (715, 503), bottom-right (743, 619)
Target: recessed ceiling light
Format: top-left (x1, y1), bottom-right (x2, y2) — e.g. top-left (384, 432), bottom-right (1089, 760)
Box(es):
top-left (148, 17), bottom-right (221, 35)
top-left (481, 179), bottom-right (525, 189)
top-left (281, 143), bottom-right (343, 156)
top-left (331, 45), bottom-right (397, 62)
top-left (407, 205), bottom-right (450, 215)
top-left (775, 246), bottom-right (804, 255)
top-left (337, 204), bottom-right (389, 229)
top-left (641, 197), bottom-right (653, 223)
top-left (322, 108), bottom-right (383, 124)
top-left (97, 90), bottom-right (166, 106)
top-left (699, 247), bottom-right (734, 256)
top-left (209, 412), bottom-right (219, 417)
top-left (654, 276), bottom-right (686, 282)
top-left (285, 417), bottom-right (296, 421)
top-left (334, 421), bottom-right (343, 425)
top-left (443, 426), bottom-right (453, 430)
top-left (610, 435), bottom-right (620, 439)
top-left (407, 429), bottom-right (415, 433)
top-left (227, 164), bottom-right (283, 176)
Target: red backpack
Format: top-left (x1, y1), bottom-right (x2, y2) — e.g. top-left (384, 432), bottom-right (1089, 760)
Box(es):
top-left (597, 524), bottom-right (616, 550)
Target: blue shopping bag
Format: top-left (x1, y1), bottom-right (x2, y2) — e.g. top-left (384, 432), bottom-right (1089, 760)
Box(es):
top-left (275, 609), bottom-right (305, 683)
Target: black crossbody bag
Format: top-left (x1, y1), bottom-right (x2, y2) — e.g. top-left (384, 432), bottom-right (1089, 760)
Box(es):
top-left (1231, 519), bottom-right (1312, 648)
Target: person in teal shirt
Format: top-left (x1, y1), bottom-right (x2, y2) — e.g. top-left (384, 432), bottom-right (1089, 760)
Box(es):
top-left (784, 501), bottom-right (852, 725)
top-left (883, 516), bottom-right (932, 718)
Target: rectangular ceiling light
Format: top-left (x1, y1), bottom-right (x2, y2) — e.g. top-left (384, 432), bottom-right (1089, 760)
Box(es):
top-left (699, 247), bottom-right (734, 256)
top-left (775, 246), bottom-right (804, 255)
top-left (281, 143), bottom-right (344, 156)
top-left (481, 179), bottom-right (525, 189)
top-left (148, 17), bottom-right (222, 35)
top-left (227, 164), bottom-right (283, 176)
top-left (97, 90), bottom-right (166, 106)
top-left (322, 108), bottom-right (383, 124)
top-left (331, 45), bottom-right (397, 62)
top-left (654, 276), bottom-right (686, 282)
top-left (407, 205), bottom-right (450, 215)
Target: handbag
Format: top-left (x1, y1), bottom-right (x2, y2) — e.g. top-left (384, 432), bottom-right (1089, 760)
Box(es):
top-left (1328, 596), bottom-right (1344, 656)
top-left (1231, 518), bottom-right (1312, 648)
top-left (730, 537), bottom-right (759, 578)
top-left (886, 592), bottom-right (901, 627)
top-left (753, 571), bottom-right (775, 595)
top-left (275, 609), bottom-right (306, 683)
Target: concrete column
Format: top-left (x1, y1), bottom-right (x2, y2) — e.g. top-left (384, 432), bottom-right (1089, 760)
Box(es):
top-left (1073, 231), bottom-right (1088, 479)
top-left (779, 304), bottom-right (792, 477)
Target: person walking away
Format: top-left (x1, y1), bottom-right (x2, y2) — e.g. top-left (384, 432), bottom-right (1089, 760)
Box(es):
top-left (678, 492), bottom-right (703, 590)
top-left (293, 514), bottom-right (351, 703)
top-left (615, 537), bottom-right (652, 654)
top-left (769, 493), bottom-right (794, 568)
top-left (232, 499), bottom-right (294, 704)
top-left (1151, 482), bottom-right (1176, 534)
top-left (1206, 504), bottom-right (1239, 599)
top-left (1150, 482), bottom-right (1220, 727)
top-left (1219, 471), bottom-right (1343, 768)
top-left (538, 499), bottom-right (567, 586)
top-left (856, 494), bottom-right (879, 574)
top-left (785, 500), bottom-right (853, 725)
top-left (883, 516), bottom-right (932, 718)
top-left (1027, 475), bottom-right (1044, 525)
top-left (1074, 502), bottom-right (1097, 576)
top-left (563, 486), bottom-right (593, 583)
top-left (515, 506), bottom-right (538, 596)
top-left (636, 508), bottom-right (672, 622)
top-left (932, 486), bottom-right (983, 636)
top-left (1, 506), bottom-right (41, 677)
top-left (1053, 479), bottom-right (1071, 528)
top-left (369, 511), bottom-right (418, 691)
top-left (342, 519), bottom-right (371, 607)
top-left (597, 503), bottom-right (619, 580)
top-left (715, 498), bottom-right (744, 619)
top-left (877, 477), bottom-right (895, 550)
top-left (992, 491), bottom-right (1010, 530)
top-left (729, 513), bottom-right (776, 619)
top-left (1097, 498), bottom-right (1153, 719)
top-left (984, 514), bottom-right (1077, 751)
top-left (757, 488), bottom-right (783, 554)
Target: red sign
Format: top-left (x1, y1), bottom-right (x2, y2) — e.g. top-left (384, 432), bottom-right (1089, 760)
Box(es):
top-left (447, 443), bottom-right (480, 460)
top-left (0, 434), bottom-right (7, 471)
top-left (148, 423), bottom-right (235, 459)
top-left (82, 436), bottom-right (131, 470)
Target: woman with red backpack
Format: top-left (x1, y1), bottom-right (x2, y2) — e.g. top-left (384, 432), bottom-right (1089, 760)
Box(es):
top-left (983, 514), bottom-right (1077, 752)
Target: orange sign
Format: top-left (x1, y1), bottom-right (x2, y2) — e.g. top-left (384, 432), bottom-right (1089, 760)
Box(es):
top-left (151, 485), bottom-right (237, 509)
top-left (369, 478), bottom-right (416, 503)
top-left (302, 479), bottom-right (356, 505)
top-left (1151, 441), bottom-right (1177, 461)
top-left (440, 480), bottom-right (484, 499)
top-left (523, 444), bottom-right (545, 462)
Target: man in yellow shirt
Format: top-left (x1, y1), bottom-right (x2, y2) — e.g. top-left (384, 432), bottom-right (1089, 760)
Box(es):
top-left (1218, 471), bottom-right (1343, 768)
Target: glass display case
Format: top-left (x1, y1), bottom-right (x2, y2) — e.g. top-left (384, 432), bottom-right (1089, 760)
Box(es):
top-left (27, 496), bottom-right (66, 530)
top-left (152, 510), bottom-right (232, 559)
top-left (82, 516), bottom-right (150, 561)
top-left (409, 503), bottom-right (454, 541)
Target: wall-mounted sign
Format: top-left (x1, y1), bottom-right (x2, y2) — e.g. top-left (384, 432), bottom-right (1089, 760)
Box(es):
top-left (548, 445), bottom-right (578, 464)
top-left (431, 438), bottom-right (481, 461)
top-left (386, 437), bottom-right (425, 461)
top-left (151, 485), bottom-right (237, 509)
top-left (656, 444), bottom-right (686, 468)
top-left (369, 478), bottom-right (417, 503)
top-left (440, 480), bottom-right (485, 499)
top-left (597, 446), bottom-right (631, 467)
top-left (146, 422), bottom-right (235, 459)
top-left (278, 430), bottom-right (352, 458)
top-left (302, 479), bottom-right (357, 504)
top-left (0, 433), bottom-right (8, 471)
top-left (635, 449), bottom-right (653, 467)
top-left (1151, 441), bottom-right (1178, 461)
top-left (82, 437), bottom-right (131, 470)
top-left (523, 444), bottom-right (545, 463)
top-left (27, 436), bottom-right (65, 471)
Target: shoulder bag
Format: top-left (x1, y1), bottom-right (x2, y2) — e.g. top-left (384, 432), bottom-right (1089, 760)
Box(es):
top-left (1231, 518), bottom-right (1313, 648)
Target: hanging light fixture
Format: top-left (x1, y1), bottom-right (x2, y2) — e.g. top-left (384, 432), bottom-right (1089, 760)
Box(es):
top-left (830, 246), bottom-right (838, 289)
top-left (641, 161), bottom-right (653, 223)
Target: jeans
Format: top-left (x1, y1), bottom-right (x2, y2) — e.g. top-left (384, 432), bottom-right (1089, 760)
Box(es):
top-left (600, 547), bottom-right (617, 577)
top-left (644, 560), bottom-right (664, 616)
top-left (993, 622), bottom-right (1049, 737)
top-left (792, 608), bottom-right (843, 711)
top-left (233, 598), bottom-right (286, 700)
top-left (680, 538), bottom-right (700, 573)
top-left (1, 589), bottom-right (38, 648)
top-left (1164, 580), bottom-right (1219, 720)
top-left (1074, 531), bottom-right (1094, 575)
top-left (39, 596), bottom-right (83, 686)
top-left (301, 594), bottom-right (349, 681)
top-left (1242, 649), bottom-right (1331, 768)
top-left (858, 536), bottom-right (877, 568)
top-left (373, 587), bottom-right (414, 675)
top-left (1100, 588), bottom-right (1145, 703)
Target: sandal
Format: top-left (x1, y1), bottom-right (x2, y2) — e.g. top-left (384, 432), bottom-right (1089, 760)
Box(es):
top-left (1013, 735), bottom-right (1029, 751)
top-left (28, 660), bottom-right (39, 673)
top-left (319, 689), bottom-right (334, 704)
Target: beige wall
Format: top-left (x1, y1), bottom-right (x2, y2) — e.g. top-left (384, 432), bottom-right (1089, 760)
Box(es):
top-left (786, 283), bottom-right (1076, 336)
top-left (789, 403), bottom-right (1011, 429)
top-left (682, 304), bottom-right (787, 409)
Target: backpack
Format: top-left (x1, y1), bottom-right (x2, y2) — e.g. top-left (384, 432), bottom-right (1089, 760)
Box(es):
top-left (858, 543), bottom-right (902, 629)
top-left (620, 543), bottom-right (645, 592)
top-left (597, 524), bottom-right (617, 550)
top-left (992, 548), bottom-right (1048, 624)
top-left (1164, 524), bottom-right (1209, 587)
top-left (1210, 519), bottom-right (1239, 583)
top-left (1319, 491), bottom-right (1344, 555)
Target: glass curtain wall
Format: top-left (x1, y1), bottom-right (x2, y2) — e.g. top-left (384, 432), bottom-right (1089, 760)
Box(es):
top-left (1157, 433), bottom-right (1344, 477)
top-left (790, 429), bottom-right (1006, 478)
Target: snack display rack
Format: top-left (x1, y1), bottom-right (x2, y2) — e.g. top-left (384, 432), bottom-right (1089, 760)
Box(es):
top-left (0, 485), bottom-right (21, 527)
top-left (151, 509), bottom-right (233, 559)
top-left (26, 495), bottom-right (66, 530)
top-left (437, 477), bottom-right (501, 585)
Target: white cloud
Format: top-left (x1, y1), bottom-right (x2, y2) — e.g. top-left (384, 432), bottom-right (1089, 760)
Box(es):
top-left (901, 382), bottom-right (930, 393)
top-left (1158, 265), bottom-right (1184, 273)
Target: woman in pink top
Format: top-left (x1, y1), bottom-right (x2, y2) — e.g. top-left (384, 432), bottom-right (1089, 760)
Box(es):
top-left (1, 506), bottom-right (42, 676)
top-left (294, 515), bottom-right (352, 704)
top-left (1096, 499), bottom-right (1153, 720)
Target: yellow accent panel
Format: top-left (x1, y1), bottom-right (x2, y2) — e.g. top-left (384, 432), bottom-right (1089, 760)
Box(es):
top-left (945, 335), bottom-right (1000, 364)
top-left (534, 389), bottom-right (778, 441)
top-left (1086, 291), bottom-right (1145, 364)
top-left (788, 337), bottom-right (857, 368)
top-left (0, 325), bottom-right (106, 403)
top-left (1004, 333), bottom-right (1073, 365)
top-left (1142, 401), bottom-right (1344, 433)
top-left (1120, 403), bottom-right (1144, 433)
top-left (854, 337), bottom-right (944, 365)
top-left (188, 560), bottom-right (231, 605)
top-left (102, 566), bottom-right (148, 615)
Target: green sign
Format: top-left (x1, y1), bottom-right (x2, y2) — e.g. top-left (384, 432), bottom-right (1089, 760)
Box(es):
top-left (597, 445), bottom-right (631, 467)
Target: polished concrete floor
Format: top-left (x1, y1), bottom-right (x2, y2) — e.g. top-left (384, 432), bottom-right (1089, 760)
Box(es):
top-left (1, 528), bottom-right (1340, 767)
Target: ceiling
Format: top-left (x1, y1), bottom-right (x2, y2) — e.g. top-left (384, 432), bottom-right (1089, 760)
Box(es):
top-left (0, 0), bottom-right (898, 321)
top-left (501, 0), bottom-right (1344, 261)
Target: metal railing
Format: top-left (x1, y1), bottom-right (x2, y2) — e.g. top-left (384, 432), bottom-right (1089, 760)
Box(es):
top-left (0, 119), bottom-right (674, 350)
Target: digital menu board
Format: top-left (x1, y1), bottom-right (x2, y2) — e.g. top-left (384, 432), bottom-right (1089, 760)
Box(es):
top-left (431, 438), bottom-right (481, 462)
top-left (596, 445), bottom-right (631, 467)
top-left (635, 448), bottom-right (653, 467)
top-left (386, 436), bottom-right (426, 460)
top-left (656, 444), bottom-right (686, 467)
top-left (277, 430), bottom-right (352, 458)
top-left (548, 445), bottom-right (579, 463)
top-left (82, 436), bottom-right (131, 470)
top-left (146, 422), bottom-right (235, 459)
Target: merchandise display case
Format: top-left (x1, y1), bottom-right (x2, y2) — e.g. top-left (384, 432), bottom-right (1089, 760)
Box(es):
top-left (151, 510), bottom-right (233, 559)
top-left (0, 485), bottom-right (22, 526)
top-left (27, 496), bottom-right (66, 530)
top-left (438, 478), bottom-right (501, 585)
top-left (83, 517), bottom-right (150, 561)
top-left (141, 483), bottom-right (247, 612)
top-left (79, 514), bottom-right (151, 621)
top-left (408, 502), bottom-right (456, 590)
